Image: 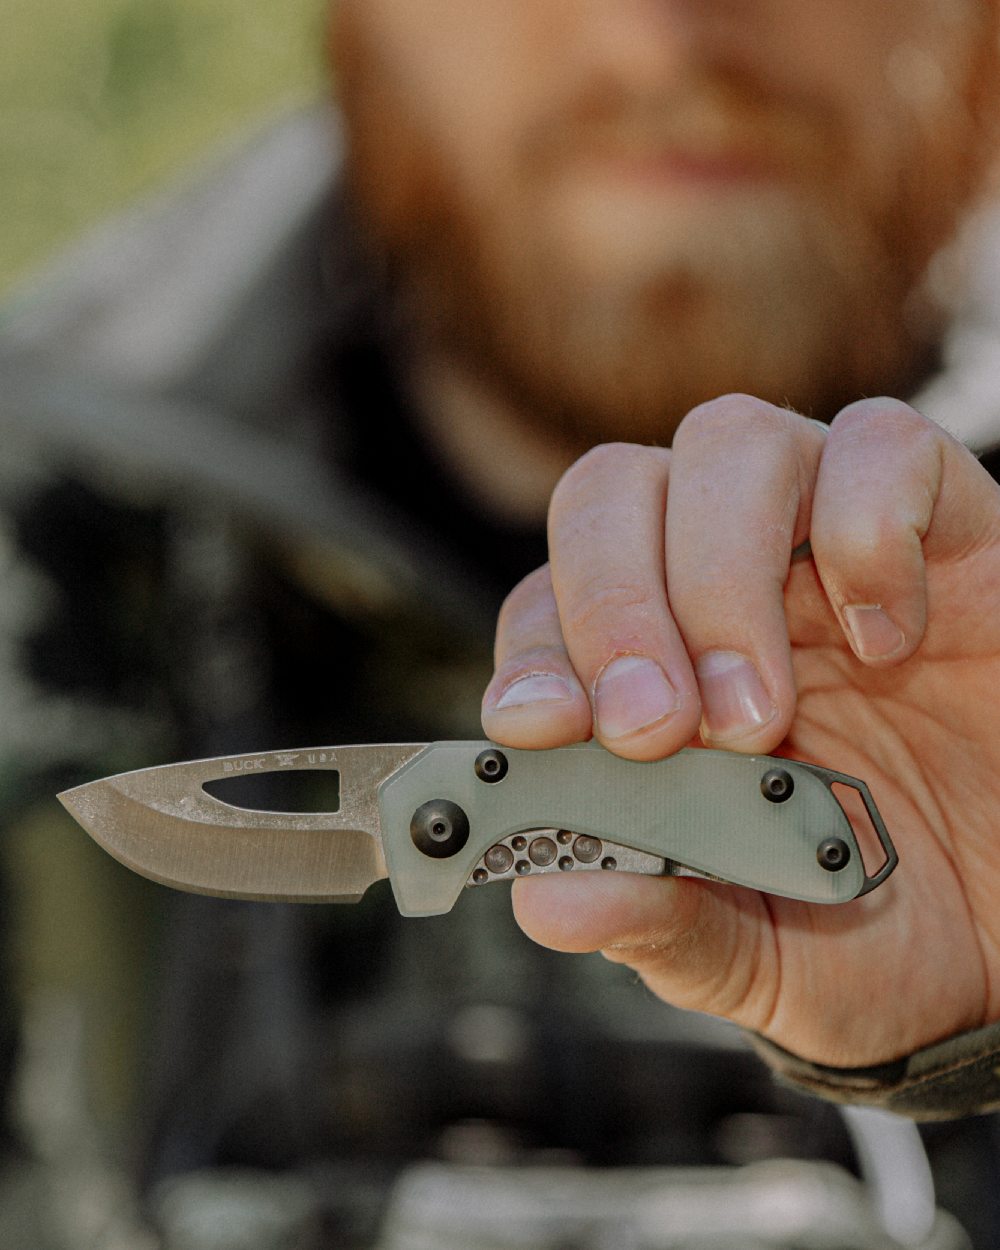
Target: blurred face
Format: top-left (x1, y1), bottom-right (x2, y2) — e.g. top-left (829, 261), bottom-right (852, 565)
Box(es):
top-left (333, 1), bottom-right (999, 444)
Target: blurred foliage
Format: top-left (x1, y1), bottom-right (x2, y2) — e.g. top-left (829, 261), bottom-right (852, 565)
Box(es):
top-left (0, 0), bottom-right (327, 290)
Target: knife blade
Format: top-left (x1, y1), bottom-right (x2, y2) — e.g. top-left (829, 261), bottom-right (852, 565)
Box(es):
top-left (58, 740), bottom-right (897, 916)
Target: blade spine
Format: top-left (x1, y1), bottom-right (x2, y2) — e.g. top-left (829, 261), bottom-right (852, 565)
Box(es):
top-left (61, 741), bottom-right (430, 837)
top-left (58, 741), bottom-right (430, 786)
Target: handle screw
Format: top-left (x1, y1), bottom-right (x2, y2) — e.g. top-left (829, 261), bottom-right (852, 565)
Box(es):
top-left (817, 837), bottom-right (851, 872)
top-left (760, 768), bottom-right (794, 803)
top-left (475, 749), bottom-right (509, 783)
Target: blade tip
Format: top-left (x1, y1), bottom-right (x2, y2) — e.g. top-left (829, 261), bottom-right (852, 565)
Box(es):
top-left (56, 785), bottom-right (82, 816)
top-left (56, 779), bottom-right (105, 835)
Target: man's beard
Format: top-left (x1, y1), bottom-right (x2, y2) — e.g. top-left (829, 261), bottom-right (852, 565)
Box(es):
top-left (369, 183), bottom-right (912, 445)
top-left (335, 19), bottom-right (998, 449)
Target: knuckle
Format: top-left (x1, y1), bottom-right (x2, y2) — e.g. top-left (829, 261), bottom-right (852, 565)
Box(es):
top-left (496, 566), bottom-right (558, 653)
top-left (603, 909), bottom-right (700, 969)
top-left (561, 580), bottom-right (659, 639)
top-left (577, 440), bottom-right (664, 473)
top-left (552, 442), bottom-right (668, 510)
top-left (498, 565), bottom-right (552, 624)
top-left (675, 394), bottom-right (792, 454)
top-left (613, 910), bottom-right (772, 1031)
top-left (832, 397), bottom-right (936, 445)
top-left (817, 509), bottom-right (903, 564)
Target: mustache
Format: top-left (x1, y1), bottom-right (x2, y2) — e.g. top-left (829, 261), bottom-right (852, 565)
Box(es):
top-left (522, 71), bottom-right (840, 170)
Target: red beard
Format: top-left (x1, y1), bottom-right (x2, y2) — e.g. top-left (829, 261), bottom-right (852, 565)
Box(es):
top-left (332, 5), bottom-right (1000, 447)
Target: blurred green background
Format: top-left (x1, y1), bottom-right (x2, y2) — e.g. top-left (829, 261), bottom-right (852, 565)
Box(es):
top-left (1, 0), bottom-right (326, 291)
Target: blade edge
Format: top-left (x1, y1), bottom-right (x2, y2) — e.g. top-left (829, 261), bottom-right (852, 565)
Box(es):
top-left (58, 780), bottom-right (387, 903)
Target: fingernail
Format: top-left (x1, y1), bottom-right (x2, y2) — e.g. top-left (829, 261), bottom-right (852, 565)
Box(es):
top-left (696, 651), bottom-right (776, 742)
top-left (594, 655), bottom-right (679, 740)
top-left (844, 605), bottom-right (905, 661)
top-left (494, 673), bottom-right (575, 709)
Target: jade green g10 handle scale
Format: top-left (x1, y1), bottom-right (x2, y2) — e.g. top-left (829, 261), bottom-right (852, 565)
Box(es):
top-left (58, 740), bottom-right (897, 916)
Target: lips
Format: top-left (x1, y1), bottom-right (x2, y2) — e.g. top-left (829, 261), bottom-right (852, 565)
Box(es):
top-left (584, 144), bottom-right (783, 188)
top-left (544, 101), bottom-right (817, 189)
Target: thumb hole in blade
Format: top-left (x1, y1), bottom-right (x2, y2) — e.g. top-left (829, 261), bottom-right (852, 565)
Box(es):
top-left (203, 769), bottom-right (341, 814)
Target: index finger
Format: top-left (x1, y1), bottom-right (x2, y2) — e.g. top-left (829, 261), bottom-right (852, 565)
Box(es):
top-left (545, 442), bottom-right (703, 759)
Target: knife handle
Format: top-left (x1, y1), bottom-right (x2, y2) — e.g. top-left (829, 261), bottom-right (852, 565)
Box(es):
top-left (378, 741), bottom-right (896, 917)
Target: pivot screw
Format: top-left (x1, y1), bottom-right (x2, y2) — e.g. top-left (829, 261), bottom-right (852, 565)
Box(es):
top-left (410, 799), bottom-right (470, 859)
top-left (475, 749), bottom-right (509, 783)
top-left (817, 837), bottom-right (851, 872)
top-left (760, 768), bottom-right (794, 803)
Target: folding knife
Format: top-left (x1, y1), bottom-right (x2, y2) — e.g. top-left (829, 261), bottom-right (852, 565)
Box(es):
top-left (57, 740), bottom-right (897, 917)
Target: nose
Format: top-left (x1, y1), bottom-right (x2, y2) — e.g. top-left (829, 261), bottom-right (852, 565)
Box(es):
top-left (576, 0), bottom-right (745, 91)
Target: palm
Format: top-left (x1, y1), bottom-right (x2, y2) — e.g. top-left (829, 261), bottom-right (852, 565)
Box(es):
top-left (750, 548), bottom-right (1000, 1062)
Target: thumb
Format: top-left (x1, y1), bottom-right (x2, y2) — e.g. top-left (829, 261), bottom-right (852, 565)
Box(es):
top-left (511, 872), bottom-right (778, 1031)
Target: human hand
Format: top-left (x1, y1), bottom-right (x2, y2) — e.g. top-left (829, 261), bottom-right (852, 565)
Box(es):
top-left (481, 396), bottom-right (1000, 1069)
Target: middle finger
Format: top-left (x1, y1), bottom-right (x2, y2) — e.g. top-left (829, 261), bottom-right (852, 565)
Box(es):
top-left (666, 395), bottom-right (827, 751)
